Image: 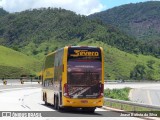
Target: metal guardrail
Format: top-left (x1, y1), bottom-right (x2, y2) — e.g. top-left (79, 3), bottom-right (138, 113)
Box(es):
top-left (0, 79), bottom-right (41, 85)
top-left (105, 80), bottom-right (160, 83)
top-left (104, 98), bottom-right (160, 111)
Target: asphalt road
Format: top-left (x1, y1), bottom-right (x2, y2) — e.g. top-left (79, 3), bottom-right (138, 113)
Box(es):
top-left (105, 82), bottom-right (160, 89)
top-left (129, 87), bottom-right (160, 106)
top-left (0, 87), bottom-right (143, 119)
top-left (1, 81), bottom-right (160, 106)
top-left (105, 82), bottom-right (160, 106)
top-left (1, 80), bottom-right (160, 119)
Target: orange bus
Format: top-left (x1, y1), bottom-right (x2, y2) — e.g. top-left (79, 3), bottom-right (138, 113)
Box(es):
top-left (42, 46), bottom-right (104, 112)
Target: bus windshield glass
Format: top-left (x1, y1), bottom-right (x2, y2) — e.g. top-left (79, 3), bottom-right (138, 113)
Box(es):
top-left (67, 47), bottom-right (102, 98)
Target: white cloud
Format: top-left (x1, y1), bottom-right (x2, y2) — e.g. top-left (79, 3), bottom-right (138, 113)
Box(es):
top-left (0, 0), bottom-right (106, 15)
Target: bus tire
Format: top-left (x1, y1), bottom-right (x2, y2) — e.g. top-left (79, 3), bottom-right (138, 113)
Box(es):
top-left (57, 96), bottom-right (61, 111)
top-left (43, 93), bottom-right (45, 101)
top-left (54, 95), bottom-right (61, 111)
top-left (54, 95), bottom-right (58, 110)
top-left (44, 94), bottom-right (49, 106)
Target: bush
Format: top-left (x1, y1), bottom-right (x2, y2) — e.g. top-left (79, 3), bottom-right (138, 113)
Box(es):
top-left (104, 87), bottom-right (131, 101)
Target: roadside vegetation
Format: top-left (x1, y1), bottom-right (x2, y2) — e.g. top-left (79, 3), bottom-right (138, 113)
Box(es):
top-left (89, 1), bottom-right (160, 58)
top-left (1, 39), bottom-right (160, 80)
top-left (79, 40), bottom-right (160, 80)
top-left (0, 7), bottom-right (158, 58)
top-left (0, 8), bottom-right (160, 80)
top-left (104, 87), bottom-right (131, 101)
top-left (104, 88), bottom-right (157, 111)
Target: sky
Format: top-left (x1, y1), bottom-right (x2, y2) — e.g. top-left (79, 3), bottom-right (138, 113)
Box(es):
top-left (0, 0), bottom-right (156, 15)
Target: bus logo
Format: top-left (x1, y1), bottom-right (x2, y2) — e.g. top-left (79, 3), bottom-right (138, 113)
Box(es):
top-left (70, 50), bottom-right (99, 57)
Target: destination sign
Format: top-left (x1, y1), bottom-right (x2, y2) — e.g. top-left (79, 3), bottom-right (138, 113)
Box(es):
top-left (70, 50), bottom-right (99, 57)
top-left (68, 47), bottom-right (101, 61)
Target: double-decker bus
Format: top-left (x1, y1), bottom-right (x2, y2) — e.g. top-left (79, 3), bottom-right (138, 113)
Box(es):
top-left (42, 46), bottom-right (104, 112)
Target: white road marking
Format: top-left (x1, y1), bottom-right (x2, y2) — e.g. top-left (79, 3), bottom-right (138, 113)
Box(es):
top-left (147, 90), bottom-right (152, 105)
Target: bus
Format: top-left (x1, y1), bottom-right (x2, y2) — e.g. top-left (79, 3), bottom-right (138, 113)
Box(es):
top-left (42, 46), bottom-right (104, 112)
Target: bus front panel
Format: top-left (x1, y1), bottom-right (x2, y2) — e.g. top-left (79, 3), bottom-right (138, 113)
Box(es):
top-left (62, 47), bottom-right (104, 107)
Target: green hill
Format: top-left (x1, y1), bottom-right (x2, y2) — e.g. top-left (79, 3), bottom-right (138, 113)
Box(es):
top-left (0, 45), bottom-right (41, 78)
top-left (89, 1), bottom-right (160, 57)
top-left (78, 40), bottom-right (160, 80)
top-left (0, 8), bottom-right (157, 58)
top-left (0, 8), bottom-right (159, 80)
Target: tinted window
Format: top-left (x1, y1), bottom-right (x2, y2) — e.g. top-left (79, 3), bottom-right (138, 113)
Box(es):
top-left (67, 47), bottom-right (102, 98)
top-left (45, 53), bottom-right (55, 69)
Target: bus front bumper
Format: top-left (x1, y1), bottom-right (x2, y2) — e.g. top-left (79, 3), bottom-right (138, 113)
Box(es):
top-left (62, 97), bottom-right (104, 108)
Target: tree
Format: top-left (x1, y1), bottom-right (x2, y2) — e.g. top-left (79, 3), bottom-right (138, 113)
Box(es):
top-left (130, 64), bottom-right (146, 80)
top-left (147, 60), bottom-right (155, 69)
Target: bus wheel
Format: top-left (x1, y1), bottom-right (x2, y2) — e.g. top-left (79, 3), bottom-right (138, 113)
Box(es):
top-left (57, 97), bottom-right (61, 111)
top-left (43, 93), bottom-right (45, 101)
top-left (55, 96), bottom-right (61, 111)
top-left (54, 95), bottom-right (57, 110)
top-left (44, 94), bottom-right (49, 105)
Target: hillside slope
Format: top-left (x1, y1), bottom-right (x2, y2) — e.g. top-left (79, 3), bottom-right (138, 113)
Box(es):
top-left (89, 1), bottom-right (160, 57)
top-left (0, 8), bottom-right (157, 58)
top-left (0, 8), bottom-right (159, 80)
top-left (0, 45), bottom-right (41, 78)
top-left (79, 40), bottom-right (160, 80)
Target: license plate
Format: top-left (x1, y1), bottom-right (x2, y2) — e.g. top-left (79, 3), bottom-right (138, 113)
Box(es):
top-left (81, 100), bottom-right (88, 103)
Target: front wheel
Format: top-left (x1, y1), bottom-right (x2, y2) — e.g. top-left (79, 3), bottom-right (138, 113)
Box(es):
top-left (44, 94), bottom-right (49, 106)
top-left (54, 95), bottom-right (57, 109)
top-left (56, 96), bottom-right (62, 111)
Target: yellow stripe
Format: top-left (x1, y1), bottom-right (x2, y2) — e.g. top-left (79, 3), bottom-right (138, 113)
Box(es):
top-left (147, 90), bottom-right (152, 105)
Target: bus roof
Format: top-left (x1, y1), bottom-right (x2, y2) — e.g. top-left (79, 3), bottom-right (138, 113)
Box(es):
top-left (46, 46), bottom-right (101, 56)
top-left (67, 46), bottom-right (99, 48)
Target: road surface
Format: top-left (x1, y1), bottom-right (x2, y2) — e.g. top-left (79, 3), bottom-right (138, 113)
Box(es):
top-left (129, 86), bottom-right (160, 106)
top-left (105, 82), bottom-right (160, 106)
top-left (0, 87), bottom-right (143, 119)
top-left (0, 81), bottom-right (160, 119)
top-left (105, 82), bottom-right (160, 89)
top-left (1, 81), bottom-right (160, 106)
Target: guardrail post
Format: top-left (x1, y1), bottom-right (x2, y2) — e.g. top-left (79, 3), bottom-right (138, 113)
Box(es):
top-left (3, 80), bottom-right (7, 85)
top-left (20, 80), bottom-right (24, 84)
top-left (133, 105), bottom-right (136, 112)
top-left (110, 102), bottom-right (112, 107)
top-left (38, 80), bottom-right (40, 84)
top-left (120, 103), bottom-right (123, 110)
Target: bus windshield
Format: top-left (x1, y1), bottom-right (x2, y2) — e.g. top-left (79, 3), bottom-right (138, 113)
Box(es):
top-left (67, 47), bottom-right (102, 98)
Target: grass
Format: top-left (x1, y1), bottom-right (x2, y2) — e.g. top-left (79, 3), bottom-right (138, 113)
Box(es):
top-left (104, 87), bottom-right (131, 101)
top-left (103, 88), bottom-right (157, 111)
top-left (104, 101), bottom-right (153, 111)
top-left (1, 38), bottom-right (160, 80)
top-left (0, 45), bottom-right (41, 78)
top-left (21, 39), bottom-right (80, 59)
